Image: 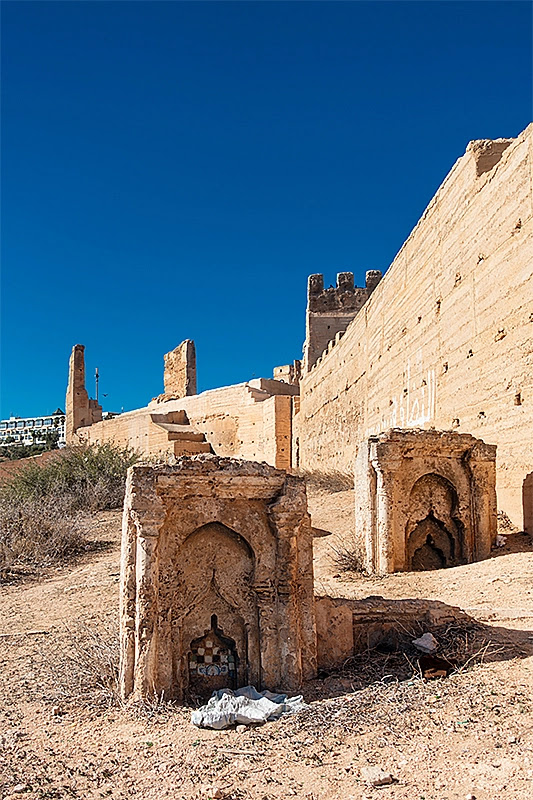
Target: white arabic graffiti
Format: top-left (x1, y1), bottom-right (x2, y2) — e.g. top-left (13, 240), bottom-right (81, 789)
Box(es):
top-left (368, 357), bottom-right (436, 436)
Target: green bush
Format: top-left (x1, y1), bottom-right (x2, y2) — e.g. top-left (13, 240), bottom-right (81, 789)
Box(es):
top-left (1, 442), bottom-right (138, 511)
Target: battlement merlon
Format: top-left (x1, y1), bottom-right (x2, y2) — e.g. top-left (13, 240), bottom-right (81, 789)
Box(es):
top-left (307, 270), bottom-right (382, 312)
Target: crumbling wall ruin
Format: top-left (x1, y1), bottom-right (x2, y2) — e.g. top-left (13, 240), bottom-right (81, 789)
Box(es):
top-left (119, 457), bottom-right (316, 701)
top-left (314, 595), bottom-right (470, 672)
top-left (77, 378), bottom-right (296, 469)
top-left (163, 339), bottom-right (197, 399)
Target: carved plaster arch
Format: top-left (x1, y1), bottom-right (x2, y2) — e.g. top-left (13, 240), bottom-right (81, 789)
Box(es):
top-left (406, 473), bottom-right (464, 570)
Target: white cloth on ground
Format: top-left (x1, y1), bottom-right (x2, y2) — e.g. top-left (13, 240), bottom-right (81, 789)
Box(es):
top-left (191, 685), bottom-right (307, 729)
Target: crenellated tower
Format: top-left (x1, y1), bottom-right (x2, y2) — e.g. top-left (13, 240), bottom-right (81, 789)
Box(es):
top-left (303, 270), bottom-right (382, 371)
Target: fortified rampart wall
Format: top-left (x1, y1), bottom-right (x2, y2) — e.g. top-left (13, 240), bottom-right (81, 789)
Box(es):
top-left (78, 378), bottom-right (297, 470)
top-left (297, 125), bottom-right (533, 528)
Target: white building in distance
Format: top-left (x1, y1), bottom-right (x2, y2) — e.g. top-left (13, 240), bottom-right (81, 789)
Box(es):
top-left (0, 409), bottom-right (66, 447)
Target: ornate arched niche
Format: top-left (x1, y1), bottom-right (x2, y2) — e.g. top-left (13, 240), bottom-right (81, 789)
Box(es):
top-left (176, 522), bottom-right (258, 695)
top-left (406, 473), bottom-right (463, 570)
top-left (354, 430), bottom-right (496, 575)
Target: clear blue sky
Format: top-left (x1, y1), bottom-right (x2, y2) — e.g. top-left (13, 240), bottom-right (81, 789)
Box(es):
top-left (1, 1), bottom-right (531, 418)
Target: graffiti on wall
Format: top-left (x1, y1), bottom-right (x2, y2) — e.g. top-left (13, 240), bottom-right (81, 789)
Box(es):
top-left (369, 356), bottom-right (436, 436)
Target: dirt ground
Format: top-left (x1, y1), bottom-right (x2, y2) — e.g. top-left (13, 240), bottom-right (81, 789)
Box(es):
top-left (1, 488), bottom-right (532, 800)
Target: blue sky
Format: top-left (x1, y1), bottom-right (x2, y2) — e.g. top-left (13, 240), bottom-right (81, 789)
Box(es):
top-left (1, 0), bottom-right (531, 418)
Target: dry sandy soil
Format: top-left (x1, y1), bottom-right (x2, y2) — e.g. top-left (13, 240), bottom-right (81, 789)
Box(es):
top-left (1, 488), bottom-right (532, 800)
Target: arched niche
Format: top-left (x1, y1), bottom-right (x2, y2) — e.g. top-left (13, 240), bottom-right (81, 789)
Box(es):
top-left (406, 473), bottom-right (463, 570)
top-left (176, 522), bottom-right (259, 693)
top-left (179, 521), bottom-right (255, 592)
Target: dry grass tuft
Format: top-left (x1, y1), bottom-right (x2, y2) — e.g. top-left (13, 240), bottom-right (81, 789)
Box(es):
top-left (329, 535), bottom-right (364, 573)
top-left (49, 617), bottom-right (121, 709)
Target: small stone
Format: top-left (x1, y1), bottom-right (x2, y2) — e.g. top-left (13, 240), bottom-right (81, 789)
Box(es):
top-left (199, 787), bottom-right (224, 799)
top-left (236, 724), bottom-right (247, 733)
top-left (361, 765), bottom-right (395, 786)
top-left (412, 633), bottom-right (438, 653)
top-left (12, 787), bottom-right (31, 795)
top-left (52, 705), bottom-right (62, 716)
top-left (465, 794), bottom-right (476, 800)
top-left (507, 735), bottom-right (517, 744)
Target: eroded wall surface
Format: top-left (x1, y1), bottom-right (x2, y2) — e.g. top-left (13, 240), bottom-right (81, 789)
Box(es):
top-left (298, 126), bottom-right (533, 527)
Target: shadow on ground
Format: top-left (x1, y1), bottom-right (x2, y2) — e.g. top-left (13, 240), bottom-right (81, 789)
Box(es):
top-left (305, 596), bottom-right (533, 702)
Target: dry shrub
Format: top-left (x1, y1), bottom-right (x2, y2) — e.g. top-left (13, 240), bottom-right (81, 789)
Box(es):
top-left (0, 495), bottom-right (85, 572)
top-left (330, 535), bottom-right (364, 573)
top-left (50, 618), bottom-right (121, 709)
top-left (298, 469), bottom-right (354, 494)
top-left (0, 443), bottom-right (138, 574)
top-left (2, 442), bottom-right (138, 512)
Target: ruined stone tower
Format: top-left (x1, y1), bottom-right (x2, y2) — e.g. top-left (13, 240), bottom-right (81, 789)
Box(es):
top-left (65, 345), bottom-right (102, 444)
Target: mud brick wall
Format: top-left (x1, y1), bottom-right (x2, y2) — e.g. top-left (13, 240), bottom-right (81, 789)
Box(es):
top-left (298, 126), bottom-right (533, 529)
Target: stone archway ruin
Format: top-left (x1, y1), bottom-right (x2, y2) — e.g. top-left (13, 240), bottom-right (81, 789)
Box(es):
top-left (354, 430), bottom-right (497, 575)
top-left (119, 457), bottom-right (316, 702)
